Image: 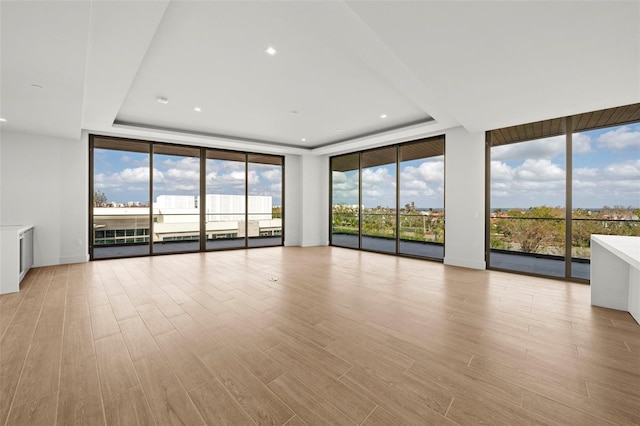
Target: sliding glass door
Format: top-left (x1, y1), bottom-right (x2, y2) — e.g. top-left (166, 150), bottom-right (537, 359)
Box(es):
top-left (90, 135), bottom-right (284, 259)
top-left (487, 103), bottom-right (640, 280)
top-left (152, 145), bottom-right (201, 254)
top-left (399, 138), bottom-right (445, 258)
top-left (570, 122), bottom-right (640, 279)
top-left (361, 146), bottom-right (397, 253)
top-left (330, 135), bottom-right (445, 260)
top-left (489, 135), bottom-right (566, 277)
top-left (205, 150), bottom-right (246, 250)
top-left (248, 154), bottom-right (283, 248)
top-left (91, 138), bottom-right (151, 259)
top-left (331, 154), bottom-right (360, 249)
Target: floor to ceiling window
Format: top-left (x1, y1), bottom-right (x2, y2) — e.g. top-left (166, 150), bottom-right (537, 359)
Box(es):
top-left (331, 154), bottom-right (360, 249)
top-left (247, 154), bottom-right (284, 247)
top-left (399, 138), bottom-right (445, 258)
top-left (330, 135), bottom-right (445, 260)
top-left (361, 146), bottom-right (397, 253)
top-left (571, 120), bottom-right (640, 279)
top-left (152, 144), bottom-right (201, 254)
top-left (91, 138), bottom-right (151, 259)
top-left (90, 135), bottom-right (284, 260)
top-left (205, 150), bottom-right (247, 250)
top-left (489, 133), bottom-right (567, 278)
top-left (487, 103), bottom-right (640, 280)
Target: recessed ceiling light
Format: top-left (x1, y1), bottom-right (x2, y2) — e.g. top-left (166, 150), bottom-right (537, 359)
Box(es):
top-left (194, 107), bottom-right (202, 112)
top-left (335, 129), bottom-right (341, 132)
top-left (301, 138), bottom-right (306, 142)
top-left (265, 46), bottom-right (277, 56)
top-left (380, 113), bottom-right (387, 119)
top-left (0, 118), bottom-right (6, 122)
top-left (157, 97), bottom-right (169, 104)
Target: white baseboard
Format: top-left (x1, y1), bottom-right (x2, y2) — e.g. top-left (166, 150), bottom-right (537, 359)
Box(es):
top-left (34, 254), bottom-right (89, 267)
top-left (301, 240), bottom-right (328, 248)
top-left (444, 257), bottom-right (486, 270)
top-left (60, 254), bottom-right (89, 264)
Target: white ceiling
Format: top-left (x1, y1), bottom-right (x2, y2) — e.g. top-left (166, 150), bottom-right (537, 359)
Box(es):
top-left (1, 1), bottom-right (639, 155)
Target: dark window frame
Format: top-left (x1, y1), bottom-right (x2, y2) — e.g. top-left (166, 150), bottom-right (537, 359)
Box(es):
top-left (89, 134), bottom-right (284, 260)
top-left (329, 135), bottom-right (446, 261)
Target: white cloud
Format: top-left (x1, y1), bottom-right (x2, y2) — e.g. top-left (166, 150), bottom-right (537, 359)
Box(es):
top-left (572, 133), bottom-right (593, 154)
top-left (332, 171), bottom-right (347, 184)
top-left (362, 167), bottom-right (393, 186)
top-left (573, 167), bottom-right (598, 178)
top-left (603, 159), bottom-right (640, 178)
top-left (597, 125), bottom-right (640, 150)
top-left (515, 159), bottom-right (565, 181)
top-left (262, 168), bottom-right (281, 182)
top-left (490, 161), bottom-right (514, 180)
top-left (248, 170), bottom-right (260, 185)
top-left (400, 160), bottom-right (444, 184)
top-left (218, 171), bottom-right (246, 183)
top-left (166, 168), bottom-right (199, 181)
top-left (492, 135), bottom-right (565, 162)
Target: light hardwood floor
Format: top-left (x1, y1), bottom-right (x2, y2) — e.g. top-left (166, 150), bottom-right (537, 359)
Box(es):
top-left (1, 246), bottom-right (638, 425)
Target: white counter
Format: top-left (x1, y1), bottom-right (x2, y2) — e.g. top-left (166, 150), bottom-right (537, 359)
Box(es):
top-left (1, 225), bottom-right (35, 294)
top-left (591, 235), bottom-right (640, 324)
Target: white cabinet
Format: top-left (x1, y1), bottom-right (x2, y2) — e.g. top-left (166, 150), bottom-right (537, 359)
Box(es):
top-left (1, 225), bottom-right (34, 294)
top-left (591, 235), bottom-right (640, 324)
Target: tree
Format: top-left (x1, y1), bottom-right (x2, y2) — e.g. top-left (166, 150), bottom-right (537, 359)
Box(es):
top-left (502, 219), bottom-right (556, 253)
top-left (93, 190), bottom-right (107, 206)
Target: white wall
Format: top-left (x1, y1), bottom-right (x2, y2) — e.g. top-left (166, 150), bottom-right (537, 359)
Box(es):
top-left (284, 153), bottom-right (329, 247)
top-left (0, 130), bottom-right (88, 266)
top-left (300, 154), bottom-right (329, 247)
top-left (284, 154), bottom-right (302, 246)
top-left (0, 127), bottom-right (485, 269)
top-left (444, 127), bottom-right (486, 269)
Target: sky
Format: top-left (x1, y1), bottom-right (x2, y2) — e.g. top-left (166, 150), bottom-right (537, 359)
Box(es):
top-left (491, 122), bottom-right (640, 209)
top-left (93, 151), bottom-right (283, 206)
top-left (331, 122), bottom-right (639, 210)
top-left (332, 156), bottom-right (445, 209)
top-left (94, 122), bottom-right (638, 210)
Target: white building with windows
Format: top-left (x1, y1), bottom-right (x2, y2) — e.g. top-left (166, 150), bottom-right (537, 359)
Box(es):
top-left (94, 194), bottom-right (279, 244)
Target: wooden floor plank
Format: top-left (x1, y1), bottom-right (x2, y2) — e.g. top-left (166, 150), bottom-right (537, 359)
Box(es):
top-left (95, 334), bottom-right (139, 398)
top-left (168, 313), bottom-right (224, 357)
top-left (6, 393), bottom-right (58, 426)
top-left (57, 319), bottom-right (105, 425)
top-left (201, 348), bottom-right (294, 425)
top-left (90, 303), bottom-right (121, 340)
top-left (136, 304), bottom-right (175, 336)
top-left (266, 343), bottom-right (376, 425)
top-left (118, 316), bottom-right (161, 361)
top-left (153, 329), bottom-right (217, 391)
top-left (0, 247), bottom-right (638, 426)
top-left (187, 379), bottom-right (255, 425)
top-left (12, 307), bottom-right (65, 404)
top-left (267, 373), bottom-right (357, 426)
top-left (133, 353), bottom-right (206, 426)
top-left (103, 385), bottom-right (155, 426)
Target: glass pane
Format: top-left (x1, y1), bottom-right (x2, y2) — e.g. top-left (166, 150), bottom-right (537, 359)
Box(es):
top-left (399, 138), bottom-right (445, 259)
top-left (152, 145), bottom-right (200, 253)
top-left (490, 136), bottom-right (566, 277)
top-left (571, 123), bottom-right (640, 279)
top-left (205, 150), bottom-right (246, 250)
top-left (331, 153), bottom-right (360, 249)
top-left (248, 154), bottom-right (283, 248)
top-left (92, 141), bottom-right (151, 259)
top-left (361, 146), bottom-right (397, 253)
